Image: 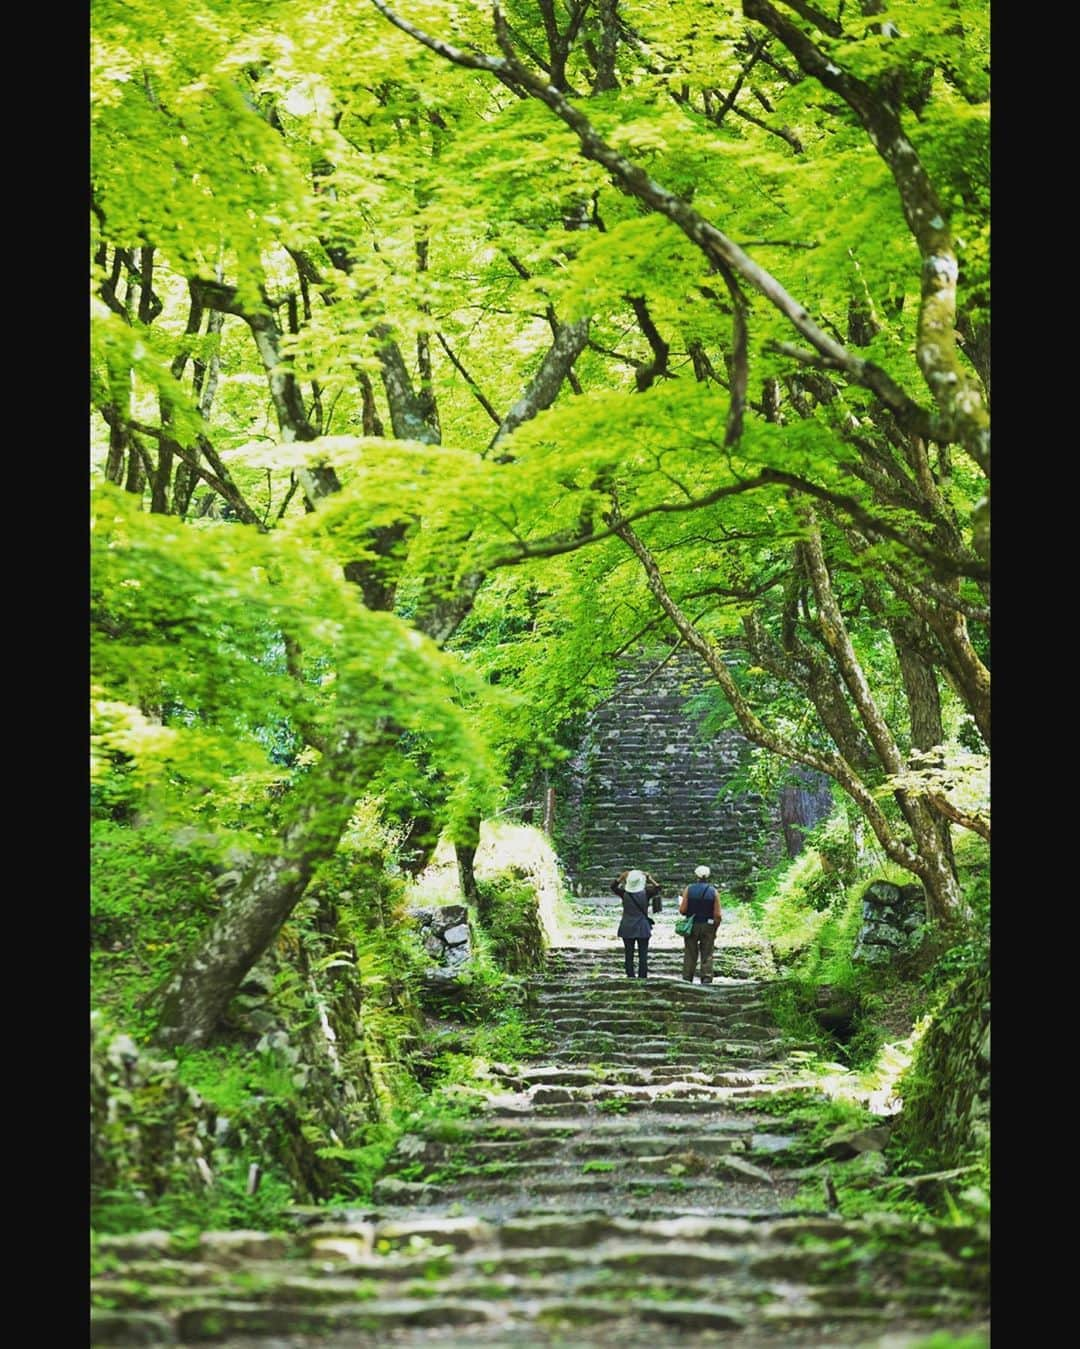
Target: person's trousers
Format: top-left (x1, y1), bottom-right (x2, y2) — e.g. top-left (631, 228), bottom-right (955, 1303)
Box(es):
top-left (623, 936), bottom-right (649, 978)
top-left (682, 923), bottom-right (717, 982)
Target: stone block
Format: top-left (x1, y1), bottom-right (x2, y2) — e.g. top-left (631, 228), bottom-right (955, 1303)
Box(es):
top-left (434, 905), bottom-right (468, 931)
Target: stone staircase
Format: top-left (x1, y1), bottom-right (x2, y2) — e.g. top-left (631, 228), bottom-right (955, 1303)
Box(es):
top-left (556, 651), bottom-right (834, 897)
top-left (91, 900), bottom-right (989, 1347)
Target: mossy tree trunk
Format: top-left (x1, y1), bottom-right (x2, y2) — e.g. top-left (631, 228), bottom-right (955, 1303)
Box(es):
top-left (894, 961), bottom-right (990, 1169)
top-left (154, 730), bottom-right (391, 1048)
top-left (455, 813), bottom-right (482, 906)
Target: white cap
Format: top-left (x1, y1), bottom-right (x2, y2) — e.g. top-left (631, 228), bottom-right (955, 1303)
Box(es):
top-left (694, 865), bottom-right (711, 879)
top-left (625, 869), bottom-right (646, 891)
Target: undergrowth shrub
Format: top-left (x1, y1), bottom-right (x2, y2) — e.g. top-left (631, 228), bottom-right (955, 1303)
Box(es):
top-left (91, 820), bottom-right (223, 1037)
top-left (92, 1156), bottom-right (295, 1237)
top-left (474, 866), bottom-right (547, 974)
top-left (753, 809), bottom-right (943, 1070)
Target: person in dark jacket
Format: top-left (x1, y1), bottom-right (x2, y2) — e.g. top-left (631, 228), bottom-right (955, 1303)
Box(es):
top-left (678, 865), bottom-right (722, 984)
top-left (611, 868), bottom-right (661, 978)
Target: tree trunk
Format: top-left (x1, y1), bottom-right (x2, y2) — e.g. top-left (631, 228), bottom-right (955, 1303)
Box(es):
top-left (151, 255), bottom-right (590, 1042)
top-left (153, 729), bottom-right (390, 1047)
top-left (454, 813), bottom-right (482, 907)
top-left (613, 510), bottom-right (970, 928)
top-left (455, 846), bottom-right (480, 907)
top-left (742, 610), bottom-right (877, 775)
top-left (124, 439), bottom-right (146, 495)
top-left (155, 847), bottom-right (327, 1048)
top-left (396, 810), bottom-right (442, 877)
top-left (150, 441), bottom-right (173, 514)
top-left (904, 799), bottom-right (968, 929)
top-left (343, 523), bottom-right (412, 611)
top-left (892, 617), bottom-right (955, 873)
top-left (105, 414), bottom-right (128, 485)
top-left (174, 303), bottom-right (224, 517)
top-left (490, 318), bottom-right (589, 453)
top-left (542, 787), bottom-right (556, 836)
top-left (800, 519), bottom-right (967, 925)
top-left (374, 324), bottom-right (442, 443)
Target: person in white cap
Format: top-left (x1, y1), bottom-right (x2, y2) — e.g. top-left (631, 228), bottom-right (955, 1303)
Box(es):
top-left (610, 867), bottom-right (662, 978)
top-left (678, 865), bottom-right (722, 984)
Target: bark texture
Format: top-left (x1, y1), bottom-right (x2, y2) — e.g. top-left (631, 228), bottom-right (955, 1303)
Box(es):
top-left (154, 730), bottom-right (392, 1048)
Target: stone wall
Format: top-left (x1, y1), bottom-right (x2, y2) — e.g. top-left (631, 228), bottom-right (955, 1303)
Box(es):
top-left (92, 890), bottom-right (425, 1215)
top-left (852, 880), bottom-right (927, 965)
top-left (556, 650), bottom-right (832, 898)
top-left (410, 904), bottom-right (473, 979)
top-left (893, 961), bottom-right (990, 1169)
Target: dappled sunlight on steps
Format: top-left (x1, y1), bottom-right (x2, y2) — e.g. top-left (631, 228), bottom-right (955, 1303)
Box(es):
top-left (91, 896), bottom-right (988, 1347)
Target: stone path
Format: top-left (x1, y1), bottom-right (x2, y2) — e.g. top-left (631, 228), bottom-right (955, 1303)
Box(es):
top-left (92, 899), bottom-right (989, 1347)
top-left (559, 651), bottom-right (781, 897)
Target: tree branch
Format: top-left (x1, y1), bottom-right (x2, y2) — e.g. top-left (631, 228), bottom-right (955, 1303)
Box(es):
top-left (743, 0), bottom-right (989, 477)
top-left (608, 502), bottom-right (928, 874)
top-left (189, 277), bottom-right (341, 503)
top-left (371, 0), bottom-right (943, 449)
top-left (926, 790), bottom-right (990, 842)
top-left (436, 332), bottom-right (502, 426)
top-left (715, 262), bottom-right (749, 446)
top-left (489, 317), bottom-right (590, 453)
top-left (626, 295), bottom-right (669, 391)
top-left (591, 0), bottom-right (620, 94)
top-left (120, 418), bottom-right (265, 529)
top-left (482, 457), bottom-right (986, 579)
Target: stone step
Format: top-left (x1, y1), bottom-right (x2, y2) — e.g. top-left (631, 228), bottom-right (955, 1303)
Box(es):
top-left (372, 1166), bottom-right (794, 1207)
top-left (88, 1295), bottom-right (918, 1344)
top-left (493, 1081), bottom-right (823, 1115)
top-left (537, 1017), bottom-right (779, 1038)
top-left (494, 1065), bottom-right (782, 1088)
top-left (544, 1014), bottom-right (782, 1030)
top-left (529, 975), bottom-right (775, 993)
top-left (412, 1121), bottom-right (763, 1152)
top-left (93, 1214), bottom-right (988, 1346)
top-left (98, 1214), bottom-right (985, 1264)
top-left (535, 958), bottom-right (780, 977)
top-left (392, 1114), bottom-right (778, 1141)
top-left (538, 972), bottom-right (774, 987)
top-left (504, 1075), bottom-right (782, 1101)
top-left (537, 1006), bottom-right (780, 1026)
top-left (385, 1132), bottom-right (775, 1168)
top-left (521, 1050), bottom-right (788, 1068)
top-left (538, 1018), bottom-right (782, 1040)
top-left (94, 1228), bottom-right (986, 1283)
top-left (91, 891), bottom-right (987, 1348)
top-left (544, 977), bottom-right (782, 998)
top-left (382, 1144), bottom-right (781, 1183)
top-left (530, 977), bottom-right (773, 992)
top-left (92, 1271), bottom-right (984, 1325)
top-left (532, 987), bottom-right (773, 1004)
top-left (93, 1252), bottom-right (985, 1311)
top-left (533, 1025), bottom-right (782, 1046)
top-left (535, 1028), bottom-right (789, 1048)
top-left (532, 997), bottom-right (778, 1012)
top-left (537, 976), bottom-right (772, 1004)
top-left (498, 1094), bottom-right (784, 1119)
top-left (551, 1054), bottom-right (789, 1071)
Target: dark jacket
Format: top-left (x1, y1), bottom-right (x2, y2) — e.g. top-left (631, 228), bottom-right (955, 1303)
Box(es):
top-left (611, 873), bottom-right (662, 941)
top-left (681, 880), bottom-right (721, 925)
top-left (616, 889), bottom-right (653, 940)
